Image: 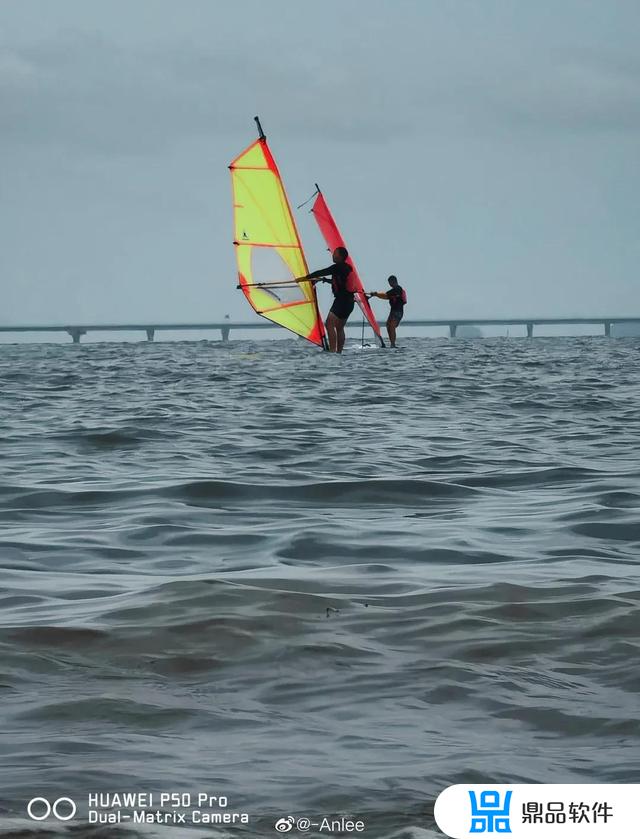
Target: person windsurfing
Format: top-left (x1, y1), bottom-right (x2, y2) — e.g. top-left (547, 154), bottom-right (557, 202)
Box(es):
top-left (299, 247), bottom-right (356, 353)
top-left (367, 275), bottom-right (406, 348)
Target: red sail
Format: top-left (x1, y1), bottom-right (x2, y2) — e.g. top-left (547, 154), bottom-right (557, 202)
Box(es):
top-left (311, 189), bottom-right (385, 347)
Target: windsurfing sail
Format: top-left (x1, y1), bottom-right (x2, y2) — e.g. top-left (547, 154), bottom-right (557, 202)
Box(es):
top-left (311, 186), bottom-right (385, 347)
top-left (229, 117), bottom-right (327, 348)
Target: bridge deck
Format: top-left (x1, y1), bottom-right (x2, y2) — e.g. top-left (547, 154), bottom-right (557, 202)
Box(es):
top-left (0, 317), bottom-right (639, 341)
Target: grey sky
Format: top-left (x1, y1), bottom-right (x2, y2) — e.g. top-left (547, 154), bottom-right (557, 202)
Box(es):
top-left (2, 0), bottom-right (639, 329)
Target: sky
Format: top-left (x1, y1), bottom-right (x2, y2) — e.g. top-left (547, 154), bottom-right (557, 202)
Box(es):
top-left (1, 0), bottom-right (639, 332)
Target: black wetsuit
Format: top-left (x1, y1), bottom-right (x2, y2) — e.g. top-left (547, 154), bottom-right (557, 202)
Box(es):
top-left (307, 262), bottom-right (355, 321)
top-left (387, 286), bottom-right (406, 323)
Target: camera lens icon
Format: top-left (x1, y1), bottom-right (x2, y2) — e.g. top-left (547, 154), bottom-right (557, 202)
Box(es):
top-left (27, 797), bottom-right (76, 821)
top-left (274, 816), bottom-right (295, 832)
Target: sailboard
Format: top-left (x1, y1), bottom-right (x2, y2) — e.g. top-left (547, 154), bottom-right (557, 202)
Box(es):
top-left (229, 118), bottom-right (327, 348)
top-left (311, 186), bottom-right (385, 348)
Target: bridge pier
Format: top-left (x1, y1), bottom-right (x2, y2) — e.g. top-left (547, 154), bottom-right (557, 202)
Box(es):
top-left (67, 328), bottom-right (86, 344)
top-left (145, 328), bottom-right (155, 342)
top-left (604, 321), bottom-right (611, 337)
top-left (526, 322), bottom-right (534, 338)
top-left (449, 323), bottom-right (458, 338)
top-left (221, 314), bottom-right (230, 342)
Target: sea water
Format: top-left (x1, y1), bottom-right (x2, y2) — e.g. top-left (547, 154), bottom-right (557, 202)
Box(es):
top-left (1, 336), bottom-right (639, 837)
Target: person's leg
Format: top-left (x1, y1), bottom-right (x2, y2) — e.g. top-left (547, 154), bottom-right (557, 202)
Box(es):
top-left (325, 312), bottom-right (339, 352)
top-left (387, 317), bottom-right (397, 347)
top-left (336, 318), bottom-right (347, 353)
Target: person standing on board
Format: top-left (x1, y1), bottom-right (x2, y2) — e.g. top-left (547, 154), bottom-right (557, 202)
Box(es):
top-left (367, 275), bottom-right (407, 348)
top-left (299, 247), bottom-right (356, 353)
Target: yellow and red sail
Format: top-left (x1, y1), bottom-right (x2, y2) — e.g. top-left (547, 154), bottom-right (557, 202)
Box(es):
top-left (311, 188), bottom-right (385, 347)
top-left (229, 123), bottom-right (326, 348)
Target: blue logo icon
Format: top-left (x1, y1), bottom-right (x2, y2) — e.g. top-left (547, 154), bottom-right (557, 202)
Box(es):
top-left (468, 790), bottom-right (512, 833)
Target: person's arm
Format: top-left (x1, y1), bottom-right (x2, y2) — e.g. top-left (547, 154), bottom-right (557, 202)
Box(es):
top-left (297, 265), bottom-right (335, 283)
top-left (367, 291), bottom-right (390, 299)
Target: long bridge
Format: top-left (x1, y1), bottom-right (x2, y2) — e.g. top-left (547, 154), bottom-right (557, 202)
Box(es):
top-left (0, 317), bottom-right (639, 343)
